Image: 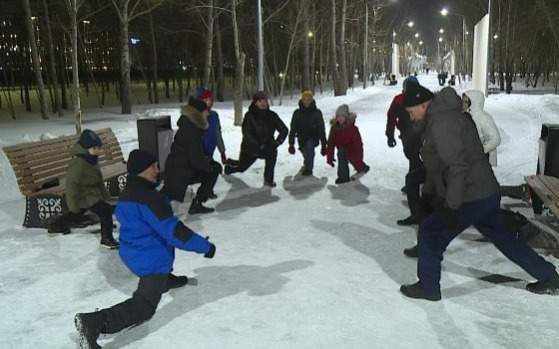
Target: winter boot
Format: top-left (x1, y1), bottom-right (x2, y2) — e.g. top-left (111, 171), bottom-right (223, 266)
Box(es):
top-left (166, 274), bottom-right (188, 291)
top-left (401, 185), bottom-right (408, 194)
top-left (224, 165), bottom-right (237, 175)
top-left (100, 238), bottom-right (119, 250)
top-left (47, 223), bottom-right (71, 235)
top-left (208, 191), bottom-right (218, 200)
top-left (335, 177), bottom-right (350, 185)
top-left (397, 215), bottom-right (419, 226)
top-left (74, 311), bottom-right (105, 349)
top-left (400, 282), bottom-right (441, 301)
top-left (403, 245), bottom-right (419, 258)
top-left (264, 180), bottom-right (277, 188)
top-left (526, 272), bottom-right (559, 295)
top-left (301, 168), bottom-right (313, 176)
top-left (189, 199), bottom-right (215, 214)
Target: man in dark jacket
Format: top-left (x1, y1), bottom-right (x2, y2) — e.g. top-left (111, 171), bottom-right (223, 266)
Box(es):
top-left (47, 129), bottom-right (119, 249)
top-left (224, 91), bottom-right (288, 187)
top-left (399, 84), bottom-right (559, 301)
top-left (161, 97), bottom-right (221, 214)
top-left (386, 76), bottom-right (426, 226)
top-left (288, 90), bottom-right (327, 176)
top-left (74, 149), bottom-right (216, 348)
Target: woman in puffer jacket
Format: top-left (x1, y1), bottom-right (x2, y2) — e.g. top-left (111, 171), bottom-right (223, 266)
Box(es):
top-left (462, 90), bottom-right (501, 166)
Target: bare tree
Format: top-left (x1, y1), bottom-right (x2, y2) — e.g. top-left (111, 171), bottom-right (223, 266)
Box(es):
top-left (23, 0), bottom-right (49, 119)
top-left (331, 0), bottom-right (345, 96)
top-left (232, 0), bottom-right (245, 126)
top-left (149, 10), bottom-right (159, 103)
top-left (339, 0), bottom-right (349, 91)
top-left (279, 4), bottom-right (304, 104)
top-left (202, 0), bottom-right (215, 88)
top-left (41, 0), bottom-right (63, 117)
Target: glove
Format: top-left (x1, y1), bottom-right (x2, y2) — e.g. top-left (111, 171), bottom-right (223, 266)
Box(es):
top-left (327, 158), bottom-right (336, 167)
top-left (288, 145), bottom-right (296, 155)
top-left (438, 206), bottom-right (461, 231)
top-left (321, 145), bottom-right (327, 156)
top-left (387, 137), bottom-right (397, 148)
top-left (221, 153), bottom-right (227, 164)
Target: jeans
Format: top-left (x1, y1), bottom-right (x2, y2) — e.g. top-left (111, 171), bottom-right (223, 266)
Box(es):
top-left (417, 194), bottom-right (556, 292)
top-left (301, 139), bottom-right (316, 171)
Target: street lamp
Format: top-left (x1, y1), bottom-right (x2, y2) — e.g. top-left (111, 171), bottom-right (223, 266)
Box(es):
top-left (439, 28), bottom-right (445, 34)
top-left (438, 37), bottom-right (443, 42)
top-left (307, 31), bottom-right (314, 38)
top-left (440, 8), bottom-right (449, 16)
top-left (407, 21), bottom-right (414, 28)
top-left (414, 33), bottom-right (420, 38)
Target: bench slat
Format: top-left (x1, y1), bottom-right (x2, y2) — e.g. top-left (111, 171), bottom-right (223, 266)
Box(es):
top-left (525, 175), bottom-right (559, 217)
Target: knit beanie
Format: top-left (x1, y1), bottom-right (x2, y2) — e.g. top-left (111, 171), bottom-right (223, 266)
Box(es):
top-left (301, 90), bottom-right (314, 100)
top-left (336, 104), bottom-right (350, 118)
top-left (252, 91), bottom-right (268, 103)
top-left (198, 89), bottom-right (214, 101)
top-left (188, 96), bottom-right (207, 112)
top-left (404, 83), bottom-right (435, 108)
top-left (127, 149), bottom-right (157, 176)
top-left (78, 129), bottom-right (102, 149)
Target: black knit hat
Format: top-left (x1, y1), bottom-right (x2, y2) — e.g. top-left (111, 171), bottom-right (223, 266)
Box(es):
top-left (188, 96), bottom-right (207, 112)
top-left (404, 83), bottom-right (435, 108)
top-left (127, 149), bottom-right (157, 176)
top-left (78, 129), bottom-right (102, 149)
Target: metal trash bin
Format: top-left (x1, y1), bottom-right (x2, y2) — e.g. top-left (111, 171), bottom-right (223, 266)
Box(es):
top-left (532, 123), bottom-right (559, 214)
top-left (137, 116), bottom-right (174, 172)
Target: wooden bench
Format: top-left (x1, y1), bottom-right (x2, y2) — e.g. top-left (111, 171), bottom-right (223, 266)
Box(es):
top-left (2, 128), bottom-right (127, 228)
top-left (525, 175), bottom-right (559, 217)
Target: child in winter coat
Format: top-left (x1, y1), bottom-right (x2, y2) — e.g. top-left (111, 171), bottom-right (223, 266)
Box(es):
top-left (288, 90), bottom-right (327, 176)
top-left (462, 90), bottom-right (501, 166)
top-left (325, 104), bottom-right (369, 184)
top-left (46, 129), bottom-right (119, 249)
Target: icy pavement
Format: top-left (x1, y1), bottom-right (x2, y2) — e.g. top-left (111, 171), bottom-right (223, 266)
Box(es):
top-left (1, 74), bottom-right (559, 348)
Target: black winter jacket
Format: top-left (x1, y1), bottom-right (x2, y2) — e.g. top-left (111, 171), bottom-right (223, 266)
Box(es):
top-left (241, 103), bottom-right (288, 157)
top-left (288, 101), bottom-right (327, 148)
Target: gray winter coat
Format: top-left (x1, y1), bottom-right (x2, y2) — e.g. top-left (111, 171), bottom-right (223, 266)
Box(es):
top-left (421, 87), bottom-right (500, 209)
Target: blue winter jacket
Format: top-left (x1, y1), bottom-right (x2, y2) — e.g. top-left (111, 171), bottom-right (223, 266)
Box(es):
top-left (202, 110), bottom-right (225, 157)
top-left (115, 176), bottom-right (211, 277)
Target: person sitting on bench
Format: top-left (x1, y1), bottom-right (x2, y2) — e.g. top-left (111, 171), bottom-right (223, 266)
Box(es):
top-left (47, 129), bottom-right (119, 249)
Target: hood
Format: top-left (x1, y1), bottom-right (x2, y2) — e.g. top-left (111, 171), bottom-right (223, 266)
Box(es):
top-left (428, 87), bottom-right (462, 116)
top-left (298, 100), bottom-right (317, 111)
top-left (464, 90), bottom-right (485, 112)
top-left (71, 142), bottom-right (89, 156)
top-left (330, 112), bottom-right (356, 126)
top-left (179, 104), bottom-right (208, 130)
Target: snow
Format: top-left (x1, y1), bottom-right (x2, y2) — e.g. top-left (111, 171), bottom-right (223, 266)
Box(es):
top-left (1, 74), bottom-right (559, 348)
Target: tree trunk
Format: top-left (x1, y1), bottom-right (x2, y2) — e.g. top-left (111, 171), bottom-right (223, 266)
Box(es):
top-left (331, 0), bottom-right (344, 96)
top-left (339, 0), bottom-right (349, 91)
top-left (279, 8), bottom-right (303, 105)
top-left (203, 0), bottom-right (214, 88)
top-left (232, 0), bottom-right (244, 126)
top-left (363, 2), bottom-right (368, 89)
top-left (67, 0), bottom-right (82, 133)
top-left (302, 1), bottom-right (311, 91)
top-left (41, 0), bottom-right (63, 116)
top-left (118, 1), bottom-right (132, 114)
top-left (149, 11), bottom-right (159, 103)
top-left (23, 0), bottom-right (49, 119)
top-left (215, 15), bottom-right (225, 101)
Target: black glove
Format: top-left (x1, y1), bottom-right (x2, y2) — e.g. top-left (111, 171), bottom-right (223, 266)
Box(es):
top-left (204, 243), bottom-right (216, 259)
top-left (439, 206), bottom-right (461, 231)
top-left (387, 137), bottom-right (397, 148)
top-left (288, 144), bottom-right (296, 154)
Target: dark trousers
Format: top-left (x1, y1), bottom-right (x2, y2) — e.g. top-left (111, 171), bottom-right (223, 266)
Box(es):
top-left (188, 160), bottom-right (222, 202)
top-left (337, 148), bottom-right (362, 180)
top-left (231, 148), bottom-right (278, 183)
top-left (405, 164), bottom-right (426, 215)
top-left (100, 274), bottom-right (168, 334)
top-left (417, 194), bottom-right (556, 292)
top-left (301, 140), bottom-right (316, 171)
top-left (53, 201), bottom-right (114, 240)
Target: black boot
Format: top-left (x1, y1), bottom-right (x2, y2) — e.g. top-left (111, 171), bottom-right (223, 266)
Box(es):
top-left (100, 237), bottom-right (119, 250)
top-left (335, 177), bottom-right (350, 185)
top-left (397, 215), bottom-right (419, 226)
top-left (74, 312), bottom-right (104, 349)
top-left (208, 191), bottom-right (218, 200)
top-left (301, 168), bottom-right (313, 176)
top-left (403, 245), bottom-right (419, 258)
top-left (189, 199), bottom-right (215, 214)
top-left (166, 273), bottom-right (188, 291)
top-left (400, 281), bottom-right (441, 301)
top-left (526, 272), bottom-right (559, 295)
top-left (264, 180), bottom-right (277, 188)
top-left (47, 222), bottom-right (70, 235)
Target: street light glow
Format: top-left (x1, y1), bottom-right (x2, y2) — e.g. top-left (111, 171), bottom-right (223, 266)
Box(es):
top-left (419, 41), bottom-right (423, 45)
top-left (407, 21), bottom-right (414, 28)
top-left (414, 33), bottom-right (419, 38)
top-left (307, 31), bottom-right (314, 38)
top-left (441, 8), bottom-right (449, 16)
top-left (438, 37), bottom-right (443, 42)
top-left (439, 28), bottom-right (445, 34)
top-left (493, 34), bottom-right (499, 39)
top-left (83, 20), bottom-right (91, 24)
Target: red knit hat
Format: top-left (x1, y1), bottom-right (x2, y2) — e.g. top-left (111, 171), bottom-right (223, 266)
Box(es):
top-left (198, 89), bottom-right (214, 101)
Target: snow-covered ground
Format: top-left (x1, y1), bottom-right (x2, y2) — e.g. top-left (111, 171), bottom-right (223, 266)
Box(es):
top-left (1, 74), bottom-right (559, 348)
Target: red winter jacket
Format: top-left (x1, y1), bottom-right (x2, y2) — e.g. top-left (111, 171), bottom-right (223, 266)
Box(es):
top-left (326, 118), bottom-right (365, 172)
top-left (386, 93), bottom-right (405, 138)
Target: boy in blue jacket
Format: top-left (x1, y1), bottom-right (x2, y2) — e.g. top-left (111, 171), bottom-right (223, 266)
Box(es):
top-left (74, 149), bottom-right (216, 349)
